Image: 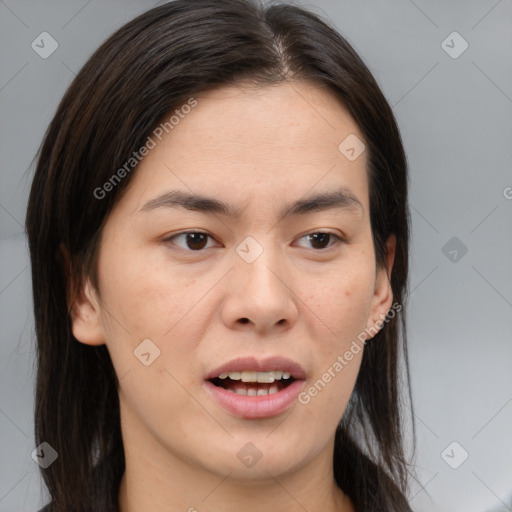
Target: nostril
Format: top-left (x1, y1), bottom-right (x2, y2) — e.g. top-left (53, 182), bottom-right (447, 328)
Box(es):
top-left (239, 318), bottom-right (250, 324)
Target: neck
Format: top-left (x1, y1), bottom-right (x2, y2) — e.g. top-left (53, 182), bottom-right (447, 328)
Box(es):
top-left (118, 468), bottom-right (349, 512)
top-left (117, 412), bottom-right (353, 511)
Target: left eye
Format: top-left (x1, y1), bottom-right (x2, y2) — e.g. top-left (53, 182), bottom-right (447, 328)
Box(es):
top-left (164, 231), bottom-right (343, 252)
top-left (296, 232), bottom-right (343, 250)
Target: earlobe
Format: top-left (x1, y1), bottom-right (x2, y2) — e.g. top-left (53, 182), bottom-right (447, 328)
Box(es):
top-left (69, 277), bottom-right (105, 346)
top-left (365, 235), bottom-right (396, 338)
top-left (58, 243), bottom-right (105, 346)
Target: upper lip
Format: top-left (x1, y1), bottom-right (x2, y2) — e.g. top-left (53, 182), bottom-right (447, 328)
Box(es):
top-left (205, 356), bottom-right (306, 380)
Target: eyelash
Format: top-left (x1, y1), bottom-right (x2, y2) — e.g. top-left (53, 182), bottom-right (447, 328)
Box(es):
top-left (163, 230), bottom-right (345, 253)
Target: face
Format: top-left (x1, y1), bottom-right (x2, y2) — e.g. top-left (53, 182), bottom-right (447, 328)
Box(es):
top-left (71, 80), bottom-right (395, 483)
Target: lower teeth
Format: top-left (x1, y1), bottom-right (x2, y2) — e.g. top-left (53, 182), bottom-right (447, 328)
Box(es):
top-left (228, 385), bottom-right (279, 396)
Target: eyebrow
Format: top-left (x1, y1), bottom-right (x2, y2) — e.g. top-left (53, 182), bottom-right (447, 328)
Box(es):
top-left (139, 187), bottom-right (363, 220)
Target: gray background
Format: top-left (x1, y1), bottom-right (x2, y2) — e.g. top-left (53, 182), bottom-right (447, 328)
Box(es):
top-left (1, 0), bottom-right (511, 511)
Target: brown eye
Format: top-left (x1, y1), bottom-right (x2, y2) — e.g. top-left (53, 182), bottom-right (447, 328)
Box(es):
top-left (299, 232), bottom-right (343, 250)
top-left (165, 232), bottom-right (214, 251)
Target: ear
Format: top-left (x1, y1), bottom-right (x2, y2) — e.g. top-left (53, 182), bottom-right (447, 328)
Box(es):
top-left (70, 277), bottom-right (105, 346)
top-left (58, 243), bottom-right (105, 346)
top-left (365, 234), bottom-right (396, 339)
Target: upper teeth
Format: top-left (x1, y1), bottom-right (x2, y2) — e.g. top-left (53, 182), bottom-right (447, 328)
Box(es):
top-left (218, 370), bottom-right (291, 383)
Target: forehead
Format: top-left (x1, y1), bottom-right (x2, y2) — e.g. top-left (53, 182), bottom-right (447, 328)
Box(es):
top-left (117, 80), bottom-right (369, 217)
top-left (168, 80), bottom-right (363, 156)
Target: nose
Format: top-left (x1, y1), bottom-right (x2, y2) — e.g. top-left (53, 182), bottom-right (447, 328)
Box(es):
top-left (220, 239), bottom-right (299, 335)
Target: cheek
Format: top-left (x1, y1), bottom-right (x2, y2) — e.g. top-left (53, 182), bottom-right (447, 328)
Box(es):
top-left (304, 264), bottom-right (375, 352)
top-left (297, 260), bottom-right (374, 417)
top-left (95, 243), bottom-right (214, 399)
top-left (96, 241), bottom-right (199, 338)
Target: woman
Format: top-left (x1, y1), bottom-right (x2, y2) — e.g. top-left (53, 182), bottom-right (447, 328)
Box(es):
top-left (27, 0), bottom-right (415, 510)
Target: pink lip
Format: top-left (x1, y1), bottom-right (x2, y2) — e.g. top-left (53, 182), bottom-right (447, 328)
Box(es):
top-left (204, 379), bottom-right (304, 419)
top-left (204, 356), bottom-right (306, 419)
top-left (205, 356), bottom-right (306, 380)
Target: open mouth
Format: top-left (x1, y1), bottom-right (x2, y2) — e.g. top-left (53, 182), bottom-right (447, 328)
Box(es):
top-left (204, 359), bottom-right (306, 418)
top-left (209, 370), bottom-right (296, 396)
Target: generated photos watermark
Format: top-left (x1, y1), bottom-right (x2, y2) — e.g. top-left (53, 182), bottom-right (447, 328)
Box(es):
top-left (298, 301), bottom-right (402, 405)
top-left (93, 97), bottom-right (198, 200)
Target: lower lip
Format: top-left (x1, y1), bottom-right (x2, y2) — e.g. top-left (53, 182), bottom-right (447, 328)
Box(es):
top-left (204, 380), bottom-right (304, 419)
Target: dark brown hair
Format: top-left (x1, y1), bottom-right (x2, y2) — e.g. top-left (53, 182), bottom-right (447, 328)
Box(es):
top-left (26, 0), bottom-right (415, 510)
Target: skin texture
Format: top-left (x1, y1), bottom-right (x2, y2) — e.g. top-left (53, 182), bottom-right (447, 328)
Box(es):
top-left (70, 80), bottom-right (395, 512)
